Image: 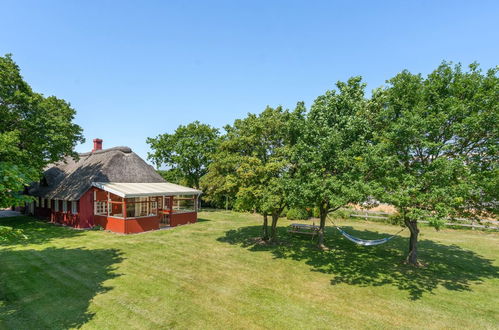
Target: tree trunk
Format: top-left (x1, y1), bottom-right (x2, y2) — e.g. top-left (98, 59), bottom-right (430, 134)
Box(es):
top-left (318, 204), bottom-right (327, 249)
top-left (404, 218), bottom-right (420, 266)
top-left (270, 212), bottom-right (279, 242)
top-left (262, 213), bottom-right (269, 240)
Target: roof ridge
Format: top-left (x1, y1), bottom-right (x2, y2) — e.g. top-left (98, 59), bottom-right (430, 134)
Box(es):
top-left (79, 146), bottom-right (132, 156)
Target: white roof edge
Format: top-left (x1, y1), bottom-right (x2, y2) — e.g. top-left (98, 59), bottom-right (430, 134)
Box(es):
top-left (91, 182), bottom-right (202, 198)
top-left (92, 182), bottom-right (126, 197)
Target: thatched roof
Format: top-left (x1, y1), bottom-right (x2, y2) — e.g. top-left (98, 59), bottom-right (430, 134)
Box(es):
top-left (29, 146), bottom-right (166, 200)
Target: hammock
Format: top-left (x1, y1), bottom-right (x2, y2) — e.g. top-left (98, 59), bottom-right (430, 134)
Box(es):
top-left (336, 227), bottom-right (398, 246)
top-left (327, 215), bottom-right (404, 246)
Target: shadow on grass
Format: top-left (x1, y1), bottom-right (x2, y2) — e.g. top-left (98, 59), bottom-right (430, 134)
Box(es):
top-left (0, 216), bottom-right (85, 246)
top-left (218, 225), bottom-right (499, 300)
top-left (196, 218), bottom-right (211, 223)
top-left (0, 247), bottom-right (123, 328)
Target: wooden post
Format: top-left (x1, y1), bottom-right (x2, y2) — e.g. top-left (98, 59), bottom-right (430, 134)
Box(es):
top-left (123, 197), bottom-right (127, 220)
top-left (107, 192), bottom-right (110, 217)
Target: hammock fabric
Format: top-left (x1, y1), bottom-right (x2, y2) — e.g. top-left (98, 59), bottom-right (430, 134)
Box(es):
top-left (335, 227), bottom-right (397, 246)
top-left (327, 214), bottom-right (404, 246)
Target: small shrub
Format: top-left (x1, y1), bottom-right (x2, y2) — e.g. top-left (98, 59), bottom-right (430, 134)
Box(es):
top-left (0, 226), bottom-right (27, 242)
top-left (91, 225), bottom-right (104, 231)
top-left (329, 209), bottom-right (353, 220)
top-left (286, 208), bottom-right (309, 220)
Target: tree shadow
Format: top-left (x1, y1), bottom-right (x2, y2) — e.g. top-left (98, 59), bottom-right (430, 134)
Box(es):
top-left (0, 216), bottom-right (85, 246)
top-left (0, 247), bottom-right (123, 328)
top-left (217, 225), bottom-right (499, 300)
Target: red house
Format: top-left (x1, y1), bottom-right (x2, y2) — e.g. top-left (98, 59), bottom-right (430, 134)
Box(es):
top-left (28, 139), bottom-right (202, 234)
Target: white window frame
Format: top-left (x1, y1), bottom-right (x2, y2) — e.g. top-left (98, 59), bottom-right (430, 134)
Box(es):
top-left (54, 199), bottom-right (59, 212)
top-left (62, 200), bottom-right (67, 212)
top-left (94, 201), bottom-right (108, 216)
top-left (71, 201), bottom-right (78, 214)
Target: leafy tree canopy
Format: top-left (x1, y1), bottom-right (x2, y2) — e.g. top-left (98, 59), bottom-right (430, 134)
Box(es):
top-left (147, 121), bottom-right (219, 189)
top-left (202, 105), bottom-right (305, 240)
top-left (290, 77), bottom-right (376, 247)
top-left (0, 54), bottom-right (84, 207)
top-left (372, 62), bottom-right (498, 264)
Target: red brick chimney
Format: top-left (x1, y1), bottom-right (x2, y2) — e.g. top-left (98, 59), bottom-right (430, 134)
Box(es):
top-left (92, 138), bottom-right (103, 152)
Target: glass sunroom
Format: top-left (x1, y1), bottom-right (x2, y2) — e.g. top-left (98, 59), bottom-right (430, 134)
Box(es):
top-left (91, 182), bottom-right (202, 233)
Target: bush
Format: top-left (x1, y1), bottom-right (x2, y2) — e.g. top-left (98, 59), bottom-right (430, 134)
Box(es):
top-left (286, 208), bottom-right (309, 220)
top-left (0, 226), bottom-right (27, 242)
top-left (328, 209), bottom-right (353, 220)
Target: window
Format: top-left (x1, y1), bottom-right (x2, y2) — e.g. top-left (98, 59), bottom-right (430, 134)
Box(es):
top-left (109, 203), bottom-right (124, 218)
top-left (164, 197), bottom-right (171, 209)
top-left (94, 201), bottom-right (108, 215)
top-left (62, 201), bottom-right (67, 212)
top-left (71, 201), bottom-right (78, 214)
top-left (125, 197), bottom-right (158, 218)
top-left (54, 199), bottom-right (59, 212)
top-left (41, 198), bottom-right (45, 208)
top-left (173, 195), bottom-right (196, 213)
top-left (47, 199), bottom-right (51, 209)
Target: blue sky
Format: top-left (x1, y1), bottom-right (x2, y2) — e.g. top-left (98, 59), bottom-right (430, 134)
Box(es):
top-left (1, 0), bottom-right (498, 164)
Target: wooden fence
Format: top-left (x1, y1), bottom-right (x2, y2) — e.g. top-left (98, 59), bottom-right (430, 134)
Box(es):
top-left (348, 210), bottom-right (499, 230)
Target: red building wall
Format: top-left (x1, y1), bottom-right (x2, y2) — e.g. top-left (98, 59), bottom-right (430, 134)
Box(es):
top-left (94, 215), bottom-right (125, 233)
top-left (79, 189), bottom-right (94, 228)
top-left (125, 216), bottom-right (160, 234)
top-left (170, 212), bottom-right (197, 227)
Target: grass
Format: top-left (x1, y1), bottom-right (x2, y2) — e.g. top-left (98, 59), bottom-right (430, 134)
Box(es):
top-left (0, 211), bottom-right (498, 329)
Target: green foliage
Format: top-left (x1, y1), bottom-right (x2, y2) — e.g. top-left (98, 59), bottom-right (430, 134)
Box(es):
top-left (370, 62), bottom-right (498, 264)
top-left (156, 169), bottom-right (186, 186)
top-left (147, 121), bottom-right (219, 189)
top-left (286, 208), bottom-right (309, 220)
top-left (372, 62), bottom-right (499, 225)
top-left (202, 105), bottom-right (305, 215)
top-left (290, 77), bottom-right (375, 214)
top-left (0, 54), bottom-right (84, 207)
top-left (312, 206), bottom-right (320, 218)
top-left (0, 225), bottom-right (27, 242)
top-left (285, 77), bottom-right (377, 246)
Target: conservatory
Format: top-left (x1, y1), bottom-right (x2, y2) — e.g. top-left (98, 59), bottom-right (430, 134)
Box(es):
top-left (91, 182), bottom-right (202, 233)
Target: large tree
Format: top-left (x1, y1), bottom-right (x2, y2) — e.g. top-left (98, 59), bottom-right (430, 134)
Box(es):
top-left (372, 62), bottom-right (498, 265)
top-left (291, 77), bottom-right (375, 248)
top-left (147, 121), bottom-right (219, 189)
top-left (202, 105), bottom-right (304, 240)
top-left (0, 54), bottom-right (84, 208)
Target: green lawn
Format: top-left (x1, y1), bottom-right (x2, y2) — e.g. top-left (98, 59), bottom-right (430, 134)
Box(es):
top-left (1, 211), bottom-right (498, 329)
